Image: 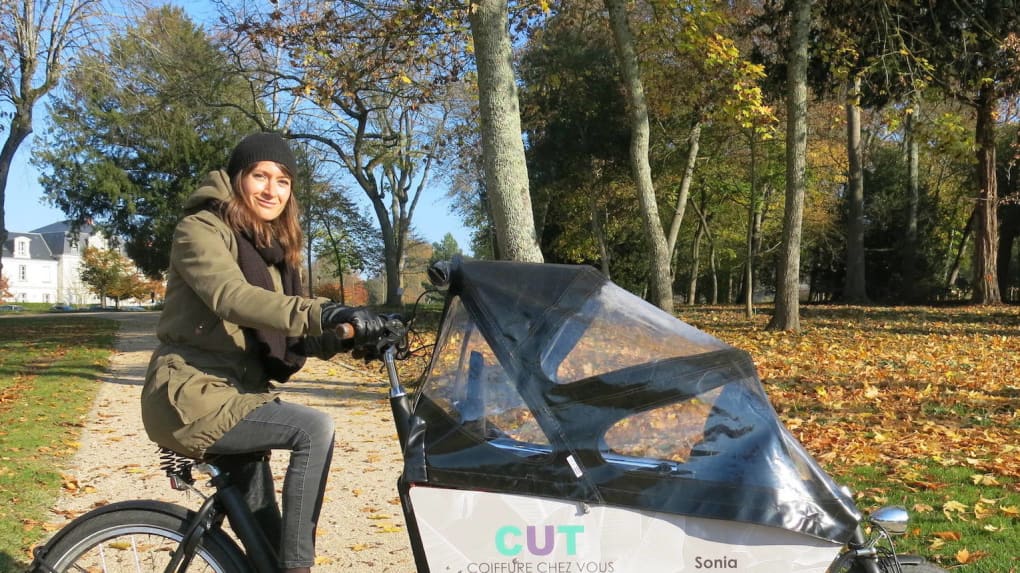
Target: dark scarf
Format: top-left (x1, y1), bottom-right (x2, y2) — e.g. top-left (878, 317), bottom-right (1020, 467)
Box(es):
top-left (234, 230), bottom-right (306, 382)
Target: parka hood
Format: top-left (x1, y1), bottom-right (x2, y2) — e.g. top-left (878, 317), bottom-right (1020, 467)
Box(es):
top-left (183, 170), bottom-right (232, 211)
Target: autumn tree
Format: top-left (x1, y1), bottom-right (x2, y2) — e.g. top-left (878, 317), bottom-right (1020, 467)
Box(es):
top-left (0, 0), bottom-right (101, 281)
top-left (234, 2), bottom-right (468, 303)
top-left (0, 273), bottom-right (10, 301)
top-left (80, 246), bottom-right (129, 305)
top-left (107, 270), bottom-right (153, 306)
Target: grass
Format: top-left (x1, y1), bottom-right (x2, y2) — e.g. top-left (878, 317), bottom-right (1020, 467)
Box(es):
top-left (0, 316), bottom-right (118, 573)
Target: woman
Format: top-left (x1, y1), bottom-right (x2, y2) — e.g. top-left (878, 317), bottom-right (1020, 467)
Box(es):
top-left (141, 132), bottom-right (383, 573)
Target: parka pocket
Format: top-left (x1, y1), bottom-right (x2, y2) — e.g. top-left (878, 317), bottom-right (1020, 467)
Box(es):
top-left (164, 356), bottom-right (238, 424)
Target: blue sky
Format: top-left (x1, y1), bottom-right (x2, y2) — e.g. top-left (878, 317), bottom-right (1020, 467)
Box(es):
top-left (6, 1), bottom-right (472, 252)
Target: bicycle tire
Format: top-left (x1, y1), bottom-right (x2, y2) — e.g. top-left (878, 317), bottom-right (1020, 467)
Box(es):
top-left (899, 562), bottom-right (949, 573)
top-left (32, 500), bottom-right (250, 573)
top-left (827, 552), bottom-right (949, 573)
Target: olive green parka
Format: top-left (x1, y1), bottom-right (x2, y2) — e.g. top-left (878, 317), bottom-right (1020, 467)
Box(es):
top-left (141, 170), bottom-right (331, 458)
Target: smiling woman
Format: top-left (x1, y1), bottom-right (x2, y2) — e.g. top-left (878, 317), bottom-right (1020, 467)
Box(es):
top-left (138, 132), bottom-right (389, 573)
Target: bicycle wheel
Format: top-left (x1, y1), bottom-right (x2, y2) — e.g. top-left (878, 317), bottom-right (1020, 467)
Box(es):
top-left (33, 500), bottom-right (249, 573)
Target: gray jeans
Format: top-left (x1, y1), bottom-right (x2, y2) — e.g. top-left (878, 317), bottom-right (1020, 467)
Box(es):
top-left (206, 399), bottom-right (335, 569)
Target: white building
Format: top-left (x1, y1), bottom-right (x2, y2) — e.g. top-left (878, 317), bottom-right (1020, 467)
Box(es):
top-left (1, 221), bottom-right (110, 305)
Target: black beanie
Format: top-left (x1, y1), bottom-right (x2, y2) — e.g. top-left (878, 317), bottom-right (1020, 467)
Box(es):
top-left (227, 132), bottom-right (298, 180)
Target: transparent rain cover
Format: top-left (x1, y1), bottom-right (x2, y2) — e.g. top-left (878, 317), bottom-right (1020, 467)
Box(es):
top-left (412, 259), bottom-right (861, 543)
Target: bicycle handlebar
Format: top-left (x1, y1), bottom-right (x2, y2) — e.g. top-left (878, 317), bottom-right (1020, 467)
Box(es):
top-left (335, 323), bottom-right (356, 339)
top-left (334, 316), bottom-right (409, 355)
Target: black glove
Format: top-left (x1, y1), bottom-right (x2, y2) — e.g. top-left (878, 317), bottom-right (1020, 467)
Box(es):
top-left (301, 330), bottom-right (351, 360)
top-left (320, 303), bottom-right (385, 347)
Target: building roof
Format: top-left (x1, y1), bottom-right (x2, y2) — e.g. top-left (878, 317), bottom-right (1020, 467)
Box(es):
top-left (2, 232), bottom-right (55, 260)
top-left (3, 221), bottom-right (95, 260)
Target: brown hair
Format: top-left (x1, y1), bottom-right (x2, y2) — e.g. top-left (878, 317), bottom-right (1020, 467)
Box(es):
top-left (219, 163), bottom-right (304, 269)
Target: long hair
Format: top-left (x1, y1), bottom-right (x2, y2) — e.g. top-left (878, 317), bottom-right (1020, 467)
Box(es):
top-left (218, 163), bottom-right (304, 269)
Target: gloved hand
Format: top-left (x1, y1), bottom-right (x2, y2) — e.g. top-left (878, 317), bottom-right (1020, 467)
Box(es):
top-left (320, 303), bottom-right (385, 347)
top-left (301, 330), bottom-right (351, 360)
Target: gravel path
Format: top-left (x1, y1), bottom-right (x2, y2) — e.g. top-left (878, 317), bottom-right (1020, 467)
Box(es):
top-left (41, 312), bottom-right (415, 571)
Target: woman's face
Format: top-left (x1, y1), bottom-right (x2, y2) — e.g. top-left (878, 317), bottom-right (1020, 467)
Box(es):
top-left (240, 161), bottom-right (292, 222)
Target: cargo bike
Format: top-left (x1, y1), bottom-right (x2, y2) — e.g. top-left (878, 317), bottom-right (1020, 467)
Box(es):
top-left (31, 258), bottom-right (948, 572)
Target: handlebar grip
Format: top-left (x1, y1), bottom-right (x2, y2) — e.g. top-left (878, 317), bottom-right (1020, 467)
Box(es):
top-left (335, 323), bottom-right (355, 340)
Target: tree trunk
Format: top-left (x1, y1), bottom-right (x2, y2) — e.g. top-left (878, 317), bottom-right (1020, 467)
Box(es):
top-left (666, 120), bottom-right (702, 278)
top-left (604, 0), bottom-right (673, 312)
top-left (842, 75), bottom-right (868, 303)
top-left (688, 219), bottom-right (704, 305)
top-left (709, 240), bottom-right (718, 304)
top-left (744, 134), bottom-right (762, 318)
top-left (468, 0), bottom-right (543, 263)
top-left (767, 0), bottom-right (811, 333)
top-left (0, 120), bottom-right (33, 282)
top-left (902, 97), bottom-right (921, 301)
top-left (972, 84), bottom-right (1001, 304)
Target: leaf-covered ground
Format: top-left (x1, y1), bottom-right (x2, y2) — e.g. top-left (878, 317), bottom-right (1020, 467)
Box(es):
top-left (680, 304), bottom-right (1019, 568)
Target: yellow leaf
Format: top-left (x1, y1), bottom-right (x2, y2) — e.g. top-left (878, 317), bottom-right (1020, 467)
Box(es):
top-left (943, 500), bottom-right (968, 513)
top-left (970, 473), bottom-right (1000, 486)
top-left (955, 548), bottom-right (971, 563)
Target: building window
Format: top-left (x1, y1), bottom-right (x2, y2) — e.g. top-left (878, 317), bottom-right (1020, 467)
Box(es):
top-left (15, 238), bottom-right (29, 257)
top-left (18, 265), bottom-right (27, 282)
top-left (45, 294), bottom-right (51, 303)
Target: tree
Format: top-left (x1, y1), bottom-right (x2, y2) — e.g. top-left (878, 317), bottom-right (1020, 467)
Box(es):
top-left (79, 246), bottom-right (128, 305)
top-left (900, 1), bottom-right (1020, 304)
top-left (0, 273), bottom-right (10, 301)
top-left (768, 0), bottom-right (812, 333)
top-left (303, 180), bottom-right (382, 304)
top-left (430, 232), bottom-right (462, 265)
top-left (0, 0), bottom-right (100, 281)
top-left (469, 0), bottom-right (544, 263)
top-left (603, 0), bottom-right (672, 312)
top-left (35, 6), bottom-right (259, 278)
